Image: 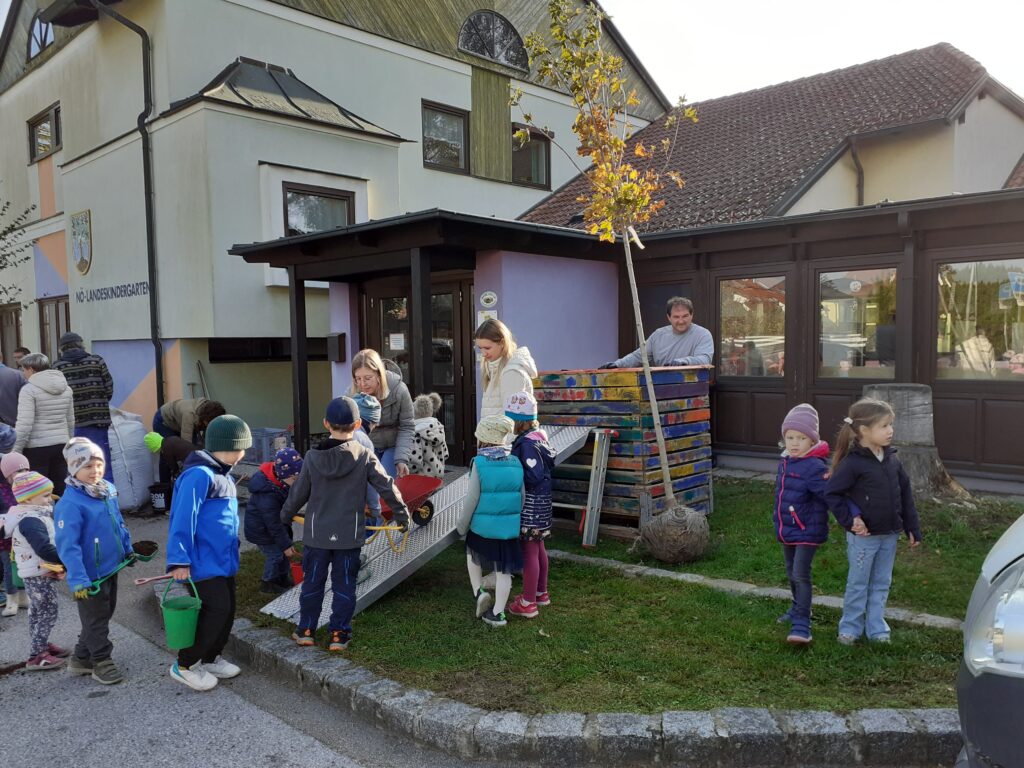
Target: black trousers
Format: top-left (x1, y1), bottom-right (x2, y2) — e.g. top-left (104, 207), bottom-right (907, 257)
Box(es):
top-left (74, 574), bottom-right (118, 662)
top-left (25, 443), bottom-right (68, 496)
top-left (178, 576), bottom-right (236, 668)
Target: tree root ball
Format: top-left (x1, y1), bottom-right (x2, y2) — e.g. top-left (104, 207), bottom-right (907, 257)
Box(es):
top-left (637, 505), bottom-right (710, 564)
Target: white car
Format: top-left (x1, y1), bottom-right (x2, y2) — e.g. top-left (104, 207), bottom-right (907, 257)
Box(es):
top-left (957, 511), bottom-right (1024, 767)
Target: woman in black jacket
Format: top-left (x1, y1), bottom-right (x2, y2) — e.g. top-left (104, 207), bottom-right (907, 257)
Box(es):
top-left (825, 398), bottom-right (921, 647)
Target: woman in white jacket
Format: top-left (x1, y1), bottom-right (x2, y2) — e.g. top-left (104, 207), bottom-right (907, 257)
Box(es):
top-left (13, 353), bottom-right (74, 495)
top-left (475, 319), bottom-right (537, 420)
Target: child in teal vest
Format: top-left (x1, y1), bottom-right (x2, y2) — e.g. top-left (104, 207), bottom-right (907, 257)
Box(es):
top-left (456, 415), bottom-right (524, 627)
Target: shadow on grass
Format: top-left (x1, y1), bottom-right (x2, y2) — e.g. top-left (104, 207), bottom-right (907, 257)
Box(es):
top-left (235, 530), bottom-right (963, 714)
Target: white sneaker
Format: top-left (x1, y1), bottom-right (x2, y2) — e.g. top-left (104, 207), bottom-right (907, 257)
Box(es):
top-left (170, 661), bottom-right (218, 691)
top-left (2, 598), bottom-right (18, 617)
top-left (203, 655), bottom-right (241, 679)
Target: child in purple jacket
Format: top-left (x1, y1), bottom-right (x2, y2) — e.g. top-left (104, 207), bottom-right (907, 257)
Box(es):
top-left (773, 404), bottom-right (830, 645)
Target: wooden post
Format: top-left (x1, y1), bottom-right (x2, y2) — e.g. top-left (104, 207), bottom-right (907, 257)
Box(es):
top-left (410, 247), bottom-right (433, 396)
top-left (288, 266), bottom-right (310, 452)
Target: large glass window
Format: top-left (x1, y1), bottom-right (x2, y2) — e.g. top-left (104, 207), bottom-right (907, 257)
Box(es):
top-left (457, 10), bottom-right (529, 72)
top-left (719, 277), bottom-right (786, 377)
top-left (422, 103), bottom-right (469, 172)
top-left (936, 258), bottom-right (1024, 380)
top-left (818, 268), bottom-right (897, 378)
top-left (284, 184), bottom-right (352, 236)
top-left (28, 13), bottom-right (54, 60)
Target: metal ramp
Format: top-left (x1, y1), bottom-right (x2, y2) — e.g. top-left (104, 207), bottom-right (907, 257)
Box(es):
top-left (260, 425), bottom-right (592, 626)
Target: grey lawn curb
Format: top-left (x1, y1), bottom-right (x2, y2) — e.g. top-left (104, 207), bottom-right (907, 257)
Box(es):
top-left (224, 617), bottom-right (962, 767)
top-left (546, 549), bottom-right (963, 632)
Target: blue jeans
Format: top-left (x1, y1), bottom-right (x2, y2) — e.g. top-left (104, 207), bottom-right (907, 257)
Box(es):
top-left (75, 425), bottom-right (114, 481)
top-left (840, 532), bottom-right (899, 639)
top-left (297, 546), bottom-right (361, 634)
top-left (782, 544), bottom-right (817, 634)
top-left (257, 543), bottom-right (290, 584)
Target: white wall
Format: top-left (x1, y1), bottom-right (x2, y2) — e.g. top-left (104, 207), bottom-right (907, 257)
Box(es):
top-left (954, 94), bottom-right (1024, 192)
top-left (785, 149), bottom-right (859, 215)
top-left (856, 124), bottom-right (955, 204)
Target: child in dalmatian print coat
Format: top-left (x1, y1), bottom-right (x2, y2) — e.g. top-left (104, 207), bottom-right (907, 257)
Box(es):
top-left (407, 393), bottom-right (448, 478)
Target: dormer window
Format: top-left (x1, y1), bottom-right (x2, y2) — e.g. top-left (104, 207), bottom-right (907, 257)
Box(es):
top-left (458, 10), bottom-right (528, 72)
top-left (28, 13), bottom-right (54, 60)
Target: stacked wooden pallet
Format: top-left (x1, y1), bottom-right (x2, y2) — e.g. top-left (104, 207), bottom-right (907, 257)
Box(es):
top-left (534, 366), bottom-right (713, 524)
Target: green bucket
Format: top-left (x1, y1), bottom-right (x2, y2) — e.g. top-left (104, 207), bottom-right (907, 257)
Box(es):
top-left (161, 578), bottom-right (201, 650)
top-left (10, 553), bottom-right (23, 589)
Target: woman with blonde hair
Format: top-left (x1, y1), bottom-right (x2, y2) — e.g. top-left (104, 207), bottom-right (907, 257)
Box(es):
top-left (475, 319), bottom-right (537, 420)
top-left (349, 349), bottom-right (414, 478)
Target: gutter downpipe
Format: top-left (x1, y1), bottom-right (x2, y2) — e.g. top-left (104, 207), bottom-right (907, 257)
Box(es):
top-left (87, 0), bottom-right (165, 407)
top-left (849, 137), bottom-right (865, 206)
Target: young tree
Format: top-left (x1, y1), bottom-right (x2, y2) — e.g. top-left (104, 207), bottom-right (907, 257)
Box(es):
top-left (513, 1), bottom-right (703, 524)
top-left (0, 198), bottom-right (36, 306)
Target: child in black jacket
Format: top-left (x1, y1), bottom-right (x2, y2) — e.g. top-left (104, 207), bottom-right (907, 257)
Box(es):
top-left (825, 398), bottom-right (921, 646)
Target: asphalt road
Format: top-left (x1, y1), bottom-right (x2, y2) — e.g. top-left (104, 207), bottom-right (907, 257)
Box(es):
top-left (0, 512), bottom-right (519, 768)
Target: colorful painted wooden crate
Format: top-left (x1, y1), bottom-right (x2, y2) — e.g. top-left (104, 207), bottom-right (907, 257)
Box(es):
top-left (534, 365), bottom-right (714, 524)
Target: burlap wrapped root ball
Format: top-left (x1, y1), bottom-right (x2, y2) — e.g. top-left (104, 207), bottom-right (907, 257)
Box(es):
top-left (636, 505), bottom-right (710, 564)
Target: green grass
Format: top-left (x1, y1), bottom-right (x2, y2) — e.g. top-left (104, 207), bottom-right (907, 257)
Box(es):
top-left (549, 478), bottom-right (1024, 619)
top-left (233, 480), bottom-right (1021, 713)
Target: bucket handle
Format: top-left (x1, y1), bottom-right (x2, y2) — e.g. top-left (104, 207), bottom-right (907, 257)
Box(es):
top-left (162, 576), bottom-right (198, 606)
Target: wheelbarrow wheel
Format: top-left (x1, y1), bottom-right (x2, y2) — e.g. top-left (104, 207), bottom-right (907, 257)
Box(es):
top-left (413, 500), bottom-right (434, 526)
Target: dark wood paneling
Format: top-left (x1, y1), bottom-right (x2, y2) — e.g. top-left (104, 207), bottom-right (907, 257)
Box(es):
top-left (812, 393), bottom-right (857, 445)
top-left (714, 390), bottom-right (750, 445)
top-left (752, 391), bottom-right (788, 447)
top-left (981, 400), bottom-right (1024, 467)
top-left (933, 398), bottom-right (976, 463)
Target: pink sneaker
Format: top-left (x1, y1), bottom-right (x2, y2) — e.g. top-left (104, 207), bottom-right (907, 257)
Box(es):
top-left (534, 592), bottom-right (551, 607)
top-left (47, 643), bottom-right (71, 659)
top-left (25, 652), bottom-right (66, 671)
top-left (506, 595), bottom-right (539, 619)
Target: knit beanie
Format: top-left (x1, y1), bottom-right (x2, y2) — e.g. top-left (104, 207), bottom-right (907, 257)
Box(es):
top-left (58, 331), bottom-right (84, 350)
top-left (504, 390), bottom-right (538, 422)
top-left (63, 437), bottom-right (105, 476)
top-left (204, 415), bottom-right (253, 453)
top-left (413, 393), bottom-right (442, 420)
top-left (273, 447), bottom-right (303, 480)
top-left (0, 451), bottom-right (29, 482)
top-left (325, 396), bottom-right (358, 427)
top-left (12, 471), bottom-right (53, 503)
top-left (352, 393), bottom-right (381, 425)
top-left (475, 415), bottom-right (514, 445)
top-left (781, 403), bottom-right (820, 443)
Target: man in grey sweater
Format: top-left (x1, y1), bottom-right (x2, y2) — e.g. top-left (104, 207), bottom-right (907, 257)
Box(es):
top-left (601, 297), bottom-right (715, 369)
top-left (0, 354), bottom-right (25, 426)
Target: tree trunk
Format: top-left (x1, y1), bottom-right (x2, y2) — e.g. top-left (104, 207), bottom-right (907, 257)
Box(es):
top-left (862, 384), bottom-right (970, 500)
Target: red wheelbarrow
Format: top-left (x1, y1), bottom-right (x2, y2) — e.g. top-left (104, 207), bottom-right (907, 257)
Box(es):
top-left (381, 474), bottom-right (443, 527)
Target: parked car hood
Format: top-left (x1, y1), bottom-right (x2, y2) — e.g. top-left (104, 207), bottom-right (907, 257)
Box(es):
top-left (981, 513), bottom-right (1024, 584)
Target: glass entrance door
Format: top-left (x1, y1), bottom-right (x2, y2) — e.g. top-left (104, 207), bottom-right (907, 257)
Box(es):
top-left (364, 278), bottom-right (474, 465)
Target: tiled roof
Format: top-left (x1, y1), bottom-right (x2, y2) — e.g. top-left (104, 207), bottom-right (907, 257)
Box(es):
top-left (521, 43), bottom-right (989, 232)
top-left (1005, 153), bottom-right (1024, 189)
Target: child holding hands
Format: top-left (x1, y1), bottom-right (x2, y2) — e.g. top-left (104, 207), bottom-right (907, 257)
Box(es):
top-left (773, 404), bottom-right (830, 644)
top-left (456, 415), bottom-right (524, 627)
top-left (8, 471), bottom-right (69, 670)
top-left (826, 398), bottom-right (921, 645)
top-left (55, 438), bottom-right (133, 684)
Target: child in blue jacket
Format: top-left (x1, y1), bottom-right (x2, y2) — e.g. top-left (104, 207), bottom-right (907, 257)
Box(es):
top-left (773, 404), bottom-right (830, 645)
top-left (166, 415), bottom-right (252, 692)
top-left (244, 447), bottom-right (302, 594)
top-left (55, 438), bottom-right (133, 683)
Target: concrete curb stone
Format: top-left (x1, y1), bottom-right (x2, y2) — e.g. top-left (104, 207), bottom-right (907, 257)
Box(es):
top-left (223, 621), bottom-right (962, 767)
top-left (714, 708), bottom-right (786, 767)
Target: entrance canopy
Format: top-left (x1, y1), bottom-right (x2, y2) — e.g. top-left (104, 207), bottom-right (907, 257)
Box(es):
top-left (229, 209), bottom-right (618, 447)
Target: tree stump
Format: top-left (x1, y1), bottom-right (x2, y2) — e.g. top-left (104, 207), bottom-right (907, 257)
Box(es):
top-left (862, 384), bottom-right (970, 500)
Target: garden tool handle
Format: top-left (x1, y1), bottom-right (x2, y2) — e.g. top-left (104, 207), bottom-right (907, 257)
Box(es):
top-left (292, 515), bottom-right (305, 525)
top-left (87, 556), bottom-right (134, 595)
top-left (133, 573), bottom-right (174, 587)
